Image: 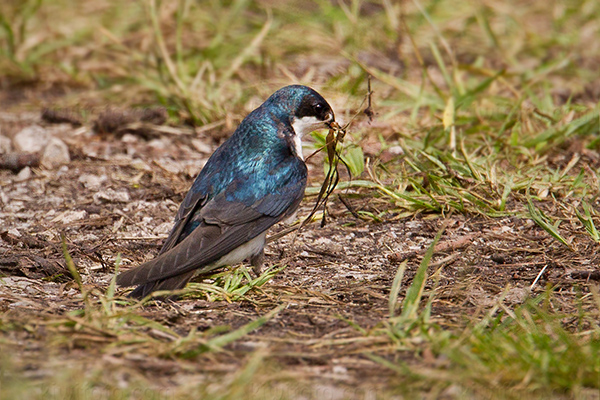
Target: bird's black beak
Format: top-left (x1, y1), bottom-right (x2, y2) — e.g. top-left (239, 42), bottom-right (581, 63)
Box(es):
top-left (324, 112), bottom-right (335, 128)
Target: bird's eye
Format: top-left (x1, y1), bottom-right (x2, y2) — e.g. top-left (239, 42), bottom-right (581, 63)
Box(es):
top-left (313, 103), bottom-right (323, 111)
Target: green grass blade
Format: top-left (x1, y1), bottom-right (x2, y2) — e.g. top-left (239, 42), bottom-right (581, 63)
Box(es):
top-left (526, 198), bottom-right (572, 249)
top-left (400, 225), bottom-right (445, 320)
top-left (575, 201), bottom-right (600, 242)
top-left (207, 304), bottom-right (285, 349)
top-left (61, 233), bottom-right (82, 291)
top-left (389, 260), bottom-right (408, 318)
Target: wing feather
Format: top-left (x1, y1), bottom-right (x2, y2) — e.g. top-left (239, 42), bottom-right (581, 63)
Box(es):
top-left (157, 194), bottom-right (207, 255)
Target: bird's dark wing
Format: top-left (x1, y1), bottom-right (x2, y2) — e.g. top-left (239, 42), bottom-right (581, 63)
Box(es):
top-left (157, 193), bottom-right (207, 255)
top-left (116, 171), bottom-right (306, 288)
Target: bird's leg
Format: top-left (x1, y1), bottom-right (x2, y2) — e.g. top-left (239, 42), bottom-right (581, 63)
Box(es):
top-left (250, 249), bottom-right (264, 277)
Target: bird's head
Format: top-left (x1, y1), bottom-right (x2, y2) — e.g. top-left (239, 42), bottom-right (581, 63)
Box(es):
top-left (266, 85), bottom-right (335, 137)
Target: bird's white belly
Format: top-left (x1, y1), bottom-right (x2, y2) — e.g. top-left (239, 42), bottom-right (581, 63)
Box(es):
top-left (214, 232), bottom-right (266, 268)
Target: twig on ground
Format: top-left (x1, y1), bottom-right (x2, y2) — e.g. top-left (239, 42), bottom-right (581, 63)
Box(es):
top-left (0, 153), bottom-right (40, 172)
top-left (570, 270), bottom-right (600, 281)
top-left (388, 232), bottom-right (479, 263)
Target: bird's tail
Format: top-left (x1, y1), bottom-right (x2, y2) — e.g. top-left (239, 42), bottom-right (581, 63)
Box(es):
top-left (125, 270), bottom-right (196, 299)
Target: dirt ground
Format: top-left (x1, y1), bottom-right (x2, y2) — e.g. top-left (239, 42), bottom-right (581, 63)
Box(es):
top-left (1, 107), bottom-right (599, 397)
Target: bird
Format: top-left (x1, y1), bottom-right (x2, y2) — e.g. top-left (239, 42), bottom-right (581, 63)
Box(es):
top-left (117, 85), bottom-right (336, 299)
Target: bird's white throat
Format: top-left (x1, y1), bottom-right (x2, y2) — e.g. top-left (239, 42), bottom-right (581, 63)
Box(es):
top-left (291, 116), bottom-right (327, 161)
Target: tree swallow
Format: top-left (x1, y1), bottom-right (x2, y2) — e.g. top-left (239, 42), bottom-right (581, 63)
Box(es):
top-left (117, 85), bottom-right (335, 298)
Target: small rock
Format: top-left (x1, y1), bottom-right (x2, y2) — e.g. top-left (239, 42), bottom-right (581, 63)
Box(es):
top-left (505, 287), bottom-right (529, 304)
top-left (490, 254), bottom-right (506, 264)
top-left (56, 165), bottom-right (69, 177)
top-left (153, 222), bottom-right (173, 236)
top-left (155, 158), bottom-right (181, 174)
top-left (130, 158), bottom-right (151, 171)
top-left (14, 125), bottom-right (50, 153)
top-left (405, 221), bottom-right (422, 230)
top-left (388, 145), bottom-right (404, 155)
top-left (41, 138), bottom-right (70, 169)
top-left (50, 210), bottom-right (88, 224)
top-left (93, 189), bottom-right (130, 204)
top-left (15, 166), bottom-right (32, 181)
top-left (75, 233), bottom-right (100, 243)
top-left (7, 228), bottom-right (21, 237)
top-left (121, 133), bottom-right (139, 143)
top-left (148, 138), bottom-right (168, 150)
top-left (380, 144), bottom-right (405, 162)
top-left (332, 365), bottom-right (348, 374)
top-left (0, 135), bottom-right (12, 154)
top-left (313, 237), bottom-right (343, 252)
top-left (141, 216), bottom-right (153, 225)
top-left (191, 139), bottom-right (212, 154)
top-left (78, 174), bottom-right (108, 190)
